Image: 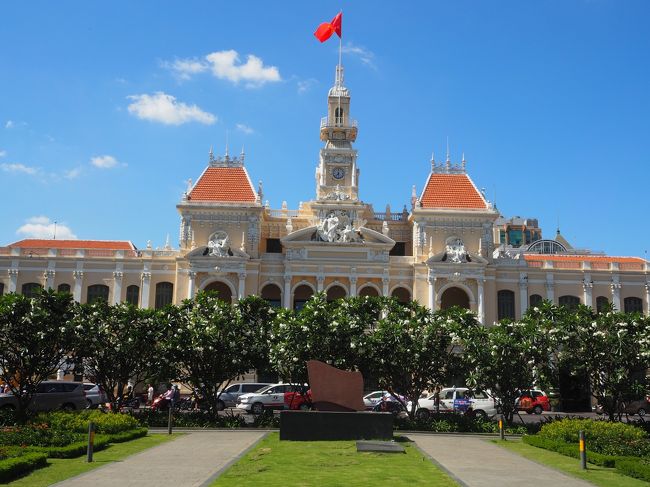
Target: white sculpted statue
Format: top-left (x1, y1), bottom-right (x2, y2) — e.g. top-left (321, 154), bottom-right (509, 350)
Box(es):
top-left (208, 232), bottom-right (230, 257)
top-left (316, 210), bottom-right (362, 243)
top-left (446, 237), bottom-right (468, 263)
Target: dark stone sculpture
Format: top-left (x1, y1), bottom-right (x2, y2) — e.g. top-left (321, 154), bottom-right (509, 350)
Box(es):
top-left (306, 360), bottom-right (365, 412)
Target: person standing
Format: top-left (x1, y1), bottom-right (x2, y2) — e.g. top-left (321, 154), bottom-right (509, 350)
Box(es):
top-left (147, 384), bottom-right (154, 405)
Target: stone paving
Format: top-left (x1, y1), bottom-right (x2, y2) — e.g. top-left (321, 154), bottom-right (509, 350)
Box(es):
top-left (52, 430), bottom-right (266, 487)
top-left (411, 433), bottom-right (593, 487)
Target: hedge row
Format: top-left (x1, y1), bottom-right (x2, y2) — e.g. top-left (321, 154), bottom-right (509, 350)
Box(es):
top-left (0, 452), bottom-right (48, 483)
top-left (523, 435), bottom-right (650, 482)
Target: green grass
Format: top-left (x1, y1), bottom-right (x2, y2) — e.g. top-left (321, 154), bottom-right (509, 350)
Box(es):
top-left (494, 439), bottom-right (649, 487)
top-left (6, 434), bottom-right (178, 486)
top-left (211, 433), bottom-right (457, 487)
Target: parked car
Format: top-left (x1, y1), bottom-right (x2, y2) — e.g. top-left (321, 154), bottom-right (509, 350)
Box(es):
top-left (216, 382), bottom-right (272, 410)
top-left (516, 390), bottom-right (551, 415)
top-left (596, 396), bottom-right (650, 417)
top-left (284, 389), bottom-right (312, 410)
top-left (0, 381), bottom-right (87, 412)
top-left (83, 383), bottom-right (108, 409)
top-left (412, 387), bottom-right (496, 419)
top-left (363, 390), bottom-right (389, 410)
top-left (236, 383), bottom-right (303, 414)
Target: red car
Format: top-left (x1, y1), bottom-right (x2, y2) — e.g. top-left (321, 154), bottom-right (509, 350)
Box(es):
top-left (517, 390), bottom-right (551, 414)
top-left (284, 389), bottom-right (312, 410)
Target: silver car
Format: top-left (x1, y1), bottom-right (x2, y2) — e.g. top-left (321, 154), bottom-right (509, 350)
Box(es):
top-left (83, 383), bottom-right (108, 409)
top-left (216, 383), bottom-right (271, 410)
top-left (0, 380), bottom-right (87, 412)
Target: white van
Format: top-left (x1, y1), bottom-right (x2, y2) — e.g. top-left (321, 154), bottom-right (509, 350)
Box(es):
top-left (414, 387), bottom-right (496, 419)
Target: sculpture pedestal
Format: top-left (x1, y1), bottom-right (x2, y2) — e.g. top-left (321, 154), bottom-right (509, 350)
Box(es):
top-left (279, 410), bottom-right (393, 441)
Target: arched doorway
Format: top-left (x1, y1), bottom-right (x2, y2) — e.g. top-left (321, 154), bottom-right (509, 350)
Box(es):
top-left (391, 287), bottom-right (411, 304)
top-left (326, 285), bottom-right (347, 302)
top-left (204, 281), bottom-right (233, 302)
top-left (293, 284), bottom-right (314, 310)
top-left (261, 283), bottom-right (282, 308)
top-left (440, 287), bottom-right (470, 310)
top-left (358, 285), bottom-right (379, 297)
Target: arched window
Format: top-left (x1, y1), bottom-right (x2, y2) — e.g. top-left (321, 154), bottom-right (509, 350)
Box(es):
top-left (57, 283), bottom-right (71, 294)
top-left (126, 285), bottom-right (140, 306)
top-left (529, 294), bottom-right (543, 309)
top-left (596, 296), bottom-right (609, 313)
top-left (623, 297), bottom-right (643, 314)
top-left (559, 295), bottom-right (580, 310)
top-left (391, 287), bottom-right (411, 304)
top-left (497, 290), bottom-right (516, 320)
top-left (87, 284), bottom-right (109, 304)
top-left (335, 107), bottom-right (344, 125)
top-left (293, 284), bottom-right (314, 310)
top-left (155, 282), bottom-right (174, 309)
top-left (526, 239), bottom-right (567, 254)
top-left (358, 285), bottom-right (379, 297)
top-left (326, 285), bottom-right (347, 302)
top-left (441, 287), bottom-right (470, 310)
top-left (22, 282), bottom-right (43, 298)
top-left (261, 284), bottom-right (282, 308)
top-left (203, 281), bottom-right (232, 303)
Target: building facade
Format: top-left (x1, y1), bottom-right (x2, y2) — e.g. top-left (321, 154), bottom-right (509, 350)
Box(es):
top-left (1, 65), bottom-right (649, 322)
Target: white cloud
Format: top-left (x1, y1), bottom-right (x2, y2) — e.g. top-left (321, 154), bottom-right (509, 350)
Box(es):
top-left (205, 50), bottom-right (281, 87)
top-left (1, 162), bottom-right (38, 175)
top-left (17, 216), bottom-right (77, 240)
top-left (127, 92), bottom-right (216, 125)
top-left (342, 43), bottom-right (376, 69)
top-left (162, 58), bottom-right (208, 80)
top-left (5, 120), bottom-right (14, 129)
top-left (297, 78), bottom-right (317, 94)
top-left (0, 150), bottom-right (6, 157)
top-left (236, 123), bottom-right (254, 135)
top-left (64, 167), bottom-right (83, 179)
top-left (90, 155), bottom-right (123, 169)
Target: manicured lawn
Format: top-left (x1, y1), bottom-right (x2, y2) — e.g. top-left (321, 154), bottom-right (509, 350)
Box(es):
top-left (6, 434), bottom-right (178, 486)
top-left (494, 439), bottom-right (649, 487)
top-left (211, 433), bottom-right (457, 487)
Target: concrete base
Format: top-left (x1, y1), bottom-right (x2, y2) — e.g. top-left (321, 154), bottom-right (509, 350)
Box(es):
top-left (279, 410), bottom-right (393, 441)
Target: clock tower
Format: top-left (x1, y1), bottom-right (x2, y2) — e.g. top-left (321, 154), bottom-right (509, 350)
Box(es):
top-left (315, 65), bottom-right (359, 201)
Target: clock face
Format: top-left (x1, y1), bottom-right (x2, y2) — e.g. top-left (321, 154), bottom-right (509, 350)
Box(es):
top-left (332, 167), bottom-right (345, 180)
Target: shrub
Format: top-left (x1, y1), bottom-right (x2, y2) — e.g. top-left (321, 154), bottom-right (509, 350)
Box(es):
top-left (0, 424), bottom-right (81, 447)
top-left (616, 458), bottom-right (650, 482)
top-left (0, 452), bottom-right (47, 483)
top-left (537, 418), bottom-right (650, 457)
top-left (522, 434), bottom-right (628, 468)
top-left (395, 413), bottom-right (531, 435)
top-left (35, 410), bottom-right (139, 434)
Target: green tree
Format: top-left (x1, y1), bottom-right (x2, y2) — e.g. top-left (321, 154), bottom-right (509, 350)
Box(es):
top-left (0, 290), bottom-right (78, 421)
top-left (164, 292), bottom-right (272, 415)
top-left (76, 301), bottom-right (165, 409)
top-left (369, 300), bottom-right (472, 419)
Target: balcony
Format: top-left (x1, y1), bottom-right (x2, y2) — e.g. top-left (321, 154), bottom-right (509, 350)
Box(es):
top-left (320, 116), bottom-right (358, 129)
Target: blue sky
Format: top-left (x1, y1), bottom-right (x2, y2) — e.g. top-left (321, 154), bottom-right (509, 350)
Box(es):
top-left (1, 1), bottom-right (649, 257)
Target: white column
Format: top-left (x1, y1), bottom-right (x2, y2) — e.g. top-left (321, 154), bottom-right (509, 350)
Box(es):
top-left (72, 270), bottom-right (83, 302)
top-left (645, 283), bottom-right (650, 315)
top-left (112, 271), bottom-right (123, 304)
top-left (611, 277), bottom-right (621, 311)
top-left (582, 275), bottom-right (593, 309)
top-left (427, 271), bottom-right (437, 311)
top-left (140, 272), bottom-right (151, 308)
top-left (317, 275), bottom-right (324, 292)
top-left (477, 279), bottom-right (485, 324)
top-left (382, 275), bottom-right (390, 297)
top-left (7, 269), bottom-right (18, 293)
top-left (283, 275), bottom-right (291, 308)
top-left (350, 276), bottom-right (357, 297)
top-left (44, 270), bottom-right (55, 290)
top-left (187, 271), bottom-right (196, 299)
top-left (518, 273), bottom-right (528, 318)
top-left (545, 274), bottom-right (555, 303)
top-left (238, 272), bottom-right (247, 300)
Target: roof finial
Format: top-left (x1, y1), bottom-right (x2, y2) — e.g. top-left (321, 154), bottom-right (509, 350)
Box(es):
top-left (430, 151), bottom-right (435, 171)
top-left (225, 130), bottom-right (229, 157)
top-left (209, 145), bottom-right (214, 162)
top-left (461, 152), bottom-right (466, 171)
top-left (445, 136), bottom-right (451, 171)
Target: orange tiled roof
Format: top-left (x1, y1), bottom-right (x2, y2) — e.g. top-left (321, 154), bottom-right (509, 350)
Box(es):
top-left (524, 255), bottom-right (645, 264)
top-left (420, 173), bottom-right (488, 209)
top-left (8, 239), bottom-right (135, 250)
top-left (188, 167), bottom-right (256, 202)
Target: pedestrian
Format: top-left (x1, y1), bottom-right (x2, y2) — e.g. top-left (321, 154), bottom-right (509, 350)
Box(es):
top-left (173, 384), bottom-right (181, 403)
top-left (434, 386), bottom-right (441, 414)
top-left (147, 384), bottom-right (154, 405)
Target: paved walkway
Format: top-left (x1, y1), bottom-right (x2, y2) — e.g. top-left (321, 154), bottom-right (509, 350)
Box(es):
top-left (53, 430), bottom-right (266, 487)
top-left (411, 434), bottom-right (593, 487)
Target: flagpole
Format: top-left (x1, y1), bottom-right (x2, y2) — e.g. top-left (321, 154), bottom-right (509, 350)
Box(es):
top-left (337, 12), bottom-right (342, 124)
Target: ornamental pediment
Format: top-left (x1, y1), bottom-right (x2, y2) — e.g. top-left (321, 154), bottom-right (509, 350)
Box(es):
top-left (281, 225), bottom-right (395, 248)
